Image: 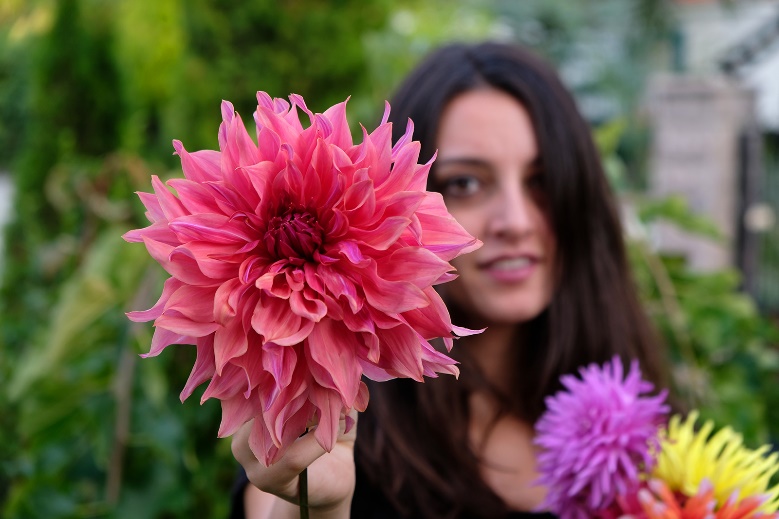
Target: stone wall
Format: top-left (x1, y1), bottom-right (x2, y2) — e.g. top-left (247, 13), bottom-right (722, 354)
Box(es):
top-left (646, 74), bottom-right (758, 271)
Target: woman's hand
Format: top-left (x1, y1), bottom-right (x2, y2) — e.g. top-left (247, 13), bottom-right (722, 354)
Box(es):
top-left (231, 412), bottom-right (358, 519)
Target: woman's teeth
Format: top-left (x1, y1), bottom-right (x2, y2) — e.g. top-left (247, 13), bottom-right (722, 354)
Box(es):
top-left (491, 257), bottom-right (531, 270)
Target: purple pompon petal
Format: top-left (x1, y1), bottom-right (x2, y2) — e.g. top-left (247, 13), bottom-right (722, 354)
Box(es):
top-left (534, 356), bottom-right (670, 519)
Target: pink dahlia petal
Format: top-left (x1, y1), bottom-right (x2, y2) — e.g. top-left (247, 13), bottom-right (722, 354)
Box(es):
top-left (136, 191), bottom-right (166, 223)
top-left (229, 165), bottom-right (264, 211)
top-left (306, 318), bottom-right (362, 406)
top-left (173, 140), bottom-right (221, 183)
top-left (238, 162), bottom-right (275, 205)
top-left (201, 363), bottom-right (249, 402)
top-left (251, 294), bottom-right (315, 346)
top-left (317, 265), bottom-right (362, 313)
top-left (141, 238), bottom-right (215, 286)
top-left (400, 306), bottom-right (451, 342)
top-left (361, 332), bottom-right (381, 364)
top-left (249, 417), bottom-right (279, 466)
top-left (378, 247), bottom-right (453, 288)
top-left (151, 175), bottom-right (187, 221)
top-left (254, 99), bottom-right (300, 149)
top-left (368, 128), bottom-right (393, 186)
top-left (354, 381), bottom-right (369, 412)
top-left (256, 124), bottom-right (282, 161)
top-left (230, 343), bottom-right (267, 397)
top-left (322, 99), bottom-right (353, 150)
top-left (123, 221), bottom-right (179, 246)
top-left (380, 191), bottom-right (427, 221)
top-left (168, 214), bottom-right (252, 244)
top-left (220, 105), bottom-right (260, 175)
top-left (358, 358), bottom-right (395, 382)
top-left (375, 140), bottom-right (422, 197)
top-left (204, 181), bottom-right (251, 216)
top-left (164, 285), bottom-right (217, 323)
top-left (343, 177), bottom-right (377, 217)
top-left (182, 241), bottom-right (241, 281)
top-left (261, 342), bottom-right (297, 390)
top-left (332, 240), bottom-right (370, 268)
top-left (254, 270), bottom-right (291, 298)
top-left (167, 179), bottom-right (222, 215)
top-left (391, 117), bottom-right (414, 158)
top-left (416, 193), bottom-right (482, 260)
top-left (213, 320), bottom-right (249, 374)
top-left (180, 337), bottom-right (216, 401)
top-left (218, 391), bottom-right (261, 438)
top-left (214, 278), bottom-right (246, 323)
top-left (310, 385), bottom-right (343, 452)
top-left (362, 268), bottom-right (430, 314)
top-left (126, 277), bottom-right (183, 323)
top-left (302, 139), bottom-right (332, 199)
top-left (375, 325), bottom-right (425, 381)
top-left (407, 161), bottom-right (433, 192)
top-left (289, 290), bottom-right (327, 322)
top-left (262, 398), bottom-right (313, 465)
top-left (156, 312), bottom-right (220, 337)
top-left (340, 306), bottom-right (376, 334)
top-left (142, 327), bottom-right (191, 358)
top-left (263, 369), bottom-right (309, 445)
top-left (349, 216), bottom-right (411, 251)
top-left (125, 92), bottom-right (482, 465)
top-left (419, 342), bottom-right (460, 378)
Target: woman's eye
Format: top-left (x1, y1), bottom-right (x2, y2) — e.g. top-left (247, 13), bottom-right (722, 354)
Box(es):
top-left (525, 168), bottom-right (548, 198)
top-left (525, 171), bottom-right (549, 208)
top-left (441, 175), bottom-right (482, 198)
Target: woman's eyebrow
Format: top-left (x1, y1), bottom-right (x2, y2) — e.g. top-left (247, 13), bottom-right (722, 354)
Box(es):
top-left (434, 157), bottom-right (492, 168)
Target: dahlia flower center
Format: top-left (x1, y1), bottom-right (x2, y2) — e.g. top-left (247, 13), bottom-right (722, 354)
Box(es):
top-left (264, 209), bottom-right (324, 261)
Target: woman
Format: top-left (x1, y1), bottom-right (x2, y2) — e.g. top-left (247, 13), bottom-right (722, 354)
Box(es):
top-left (230, 41), bottom-right (667, 519)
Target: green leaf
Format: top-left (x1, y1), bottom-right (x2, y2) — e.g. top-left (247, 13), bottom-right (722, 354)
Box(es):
top-left (638, 195), bottom-right (722, 239)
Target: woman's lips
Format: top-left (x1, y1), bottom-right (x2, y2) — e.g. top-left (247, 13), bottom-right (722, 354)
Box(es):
top-left (480, 256), bottom-right (538, 283)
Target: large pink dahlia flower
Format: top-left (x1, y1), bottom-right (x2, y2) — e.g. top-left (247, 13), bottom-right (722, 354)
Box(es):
top-left (534, 357), bottom-right (669, 519)
top-left (124, 92), bottom-right (481, 465)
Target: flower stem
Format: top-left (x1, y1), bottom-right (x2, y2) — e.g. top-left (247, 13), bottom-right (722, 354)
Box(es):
top-left (299, 467), bottom-right (309, 519)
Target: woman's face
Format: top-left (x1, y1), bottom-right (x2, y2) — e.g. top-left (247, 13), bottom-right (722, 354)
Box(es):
top-left (433, 88), bottom-right (557, 326)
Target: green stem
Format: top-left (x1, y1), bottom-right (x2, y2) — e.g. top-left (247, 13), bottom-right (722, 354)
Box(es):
top-left (299, 467), bottom-right (309, 519)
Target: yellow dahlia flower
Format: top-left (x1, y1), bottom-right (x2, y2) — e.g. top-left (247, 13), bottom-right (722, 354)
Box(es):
top-left (652, 411), bottom-right (779, 514)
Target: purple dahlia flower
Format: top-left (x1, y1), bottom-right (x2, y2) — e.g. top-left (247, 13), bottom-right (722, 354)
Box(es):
top-left (534, 357), bottom-right (669, 519)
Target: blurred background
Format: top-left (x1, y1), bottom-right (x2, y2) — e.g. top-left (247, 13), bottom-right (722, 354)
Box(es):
top-left (1, 0), bottom-right (778, 517)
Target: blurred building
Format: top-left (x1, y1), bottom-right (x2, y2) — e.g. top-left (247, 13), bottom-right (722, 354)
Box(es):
top-left (676, 0), bottom-right (779, 129)
top-left (647, 0), bottom-right (779, 311)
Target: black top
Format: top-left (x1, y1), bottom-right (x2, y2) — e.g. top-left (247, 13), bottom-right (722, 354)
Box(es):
top-left (228, 464), bottom-right (557, 519)
top-left (349, 457), bottom-right (557, 519)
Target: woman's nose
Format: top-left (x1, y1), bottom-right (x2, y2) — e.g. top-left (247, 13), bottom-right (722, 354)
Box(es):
top-left (488, 185), bottom-right (534, 239)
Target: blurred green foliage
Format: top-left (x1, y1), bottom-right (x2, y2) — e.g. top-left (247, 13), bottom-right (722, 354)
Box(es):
top-left (0, 0), bottom-right (509, 516)
top-left (0, 0), bottom-right (400, 516)
top-left (629, 213), bottom-right (779, 445)
top-left (597, 122), bottom-right (779, 447)
top-left (1, 0), bottom-right (777, 517)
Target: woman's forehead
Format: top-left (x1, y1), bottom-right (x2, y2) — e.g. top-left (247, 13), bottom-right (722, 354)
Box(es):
top-left (436, 89), bottom-right (538, 164)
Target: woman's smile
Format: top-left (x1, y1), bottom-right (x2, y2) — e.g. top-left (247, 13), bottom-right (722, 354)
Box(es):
top-left (479, 254), bottom-right (539, 283)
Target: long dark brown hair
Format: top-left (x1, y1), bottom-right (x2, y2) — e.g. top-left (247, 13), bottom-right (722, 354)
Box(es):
top-left (355, 42), bottom-right (668, 519)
